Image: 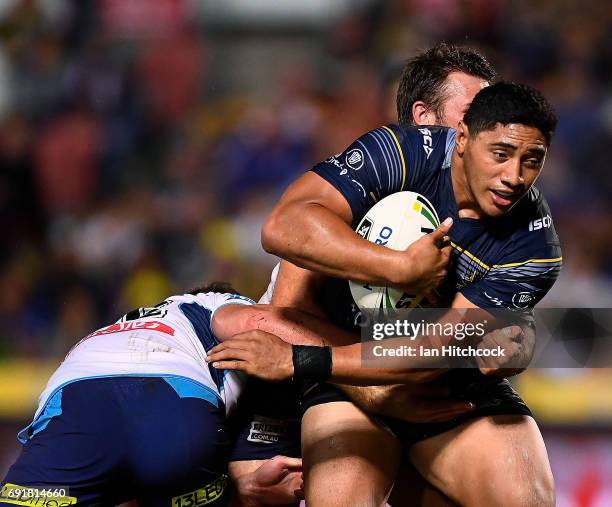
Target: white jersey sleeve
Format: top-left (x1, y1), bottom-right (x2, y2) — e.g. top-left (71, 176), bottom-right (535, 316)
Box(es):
top-left (258, 263), bottom-right (280, 304)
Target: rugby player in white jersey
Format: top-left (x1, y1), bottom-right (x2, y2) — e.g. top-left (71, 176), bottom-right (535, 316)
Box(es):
top-left (1, 282), bottom-right (348, 507)
top-left (1, 278), bottom-right (474, 507)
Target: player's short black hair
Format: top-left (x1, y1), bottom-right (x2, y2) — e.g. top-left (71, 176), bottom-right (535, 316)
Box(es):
top-left (463, 82), bottom-right (557, 145)
top-left (188, 282), bottom-right (241, 296)
top-left (397, 42), bottom-right (496, 127)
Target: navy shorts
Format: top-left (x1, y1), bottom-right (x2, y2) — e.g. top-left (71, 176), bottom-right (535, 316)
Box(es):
top-left (300, 370), bottom-right (532, 452)
top-left (1, 376), bottom-right (231, 507)
top-left (228, 378), bottom-right (301, 462)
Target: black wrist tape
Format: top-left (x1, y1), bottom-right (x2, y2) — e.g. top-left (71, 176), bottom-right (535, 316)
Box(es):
top-left (292, 345), bottom-right (332, 383)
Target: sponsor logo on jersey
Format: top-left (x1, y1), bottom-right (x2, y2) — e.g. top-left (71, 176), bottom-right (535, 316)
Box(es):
top-left (418, 128), bottom-right (434, 158)
top-left (172, 475), bottom-right (229, 507)
top-left (512, 292), bottom-right (535, 308)
top-left (528, 214), bottom-right (552, 231)
top-left (345, 148), bottom-right (364, 170)
top-left (356, 218), bottom-right (373, 240)
top-left (89, 320), bottom-right (175, 337)
top-left (247, 415), bottom-right (294, 445)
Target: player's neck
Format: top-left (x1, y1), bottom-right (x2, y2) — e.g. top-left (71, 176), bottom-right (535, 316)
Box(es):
top-left (450, 152), bottom-right (483, 219)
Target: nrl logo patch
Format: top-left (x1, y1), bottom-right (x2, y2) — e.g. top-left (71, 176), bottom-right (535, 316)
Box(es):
top-left (512, 292), bottom-right (535, 308)
top-left (346, 148), bottom-right (364, 170)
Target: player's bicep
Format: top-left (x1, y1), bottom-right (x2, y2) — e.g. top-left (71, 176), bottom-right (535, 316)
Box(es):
top-left (266, 171), bottom-right (353, 227)
top-left (211, 304), bottom-right (250, 341)
top-left (210, 295), bottom-right (256, 340)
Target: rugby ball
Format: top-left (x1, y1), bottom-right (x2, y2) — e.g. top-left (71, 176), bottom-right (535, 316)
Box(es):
top-left (349, 191), bottom-right (440, 311)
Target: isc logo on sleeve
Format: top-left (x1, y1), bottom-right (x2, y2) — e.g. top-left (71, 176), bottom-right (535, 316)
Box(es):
top-left (418, 128), bottom-right (433, 158)
top-left (528, 214), bottom-right (552, 231)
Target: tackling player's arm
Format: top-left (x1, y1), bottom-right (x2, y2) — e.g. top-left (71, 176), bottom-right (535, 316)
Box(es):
top-left (210, 302), bottom-right (476, 422)
top-left (212, 303), bottom-right (357, 347)
top-left (329, 292), bottom-right (531, 383)
top-left (210, 302), bottom-right (450, 384)
top-left (208, 292), bottom-right (528, 385)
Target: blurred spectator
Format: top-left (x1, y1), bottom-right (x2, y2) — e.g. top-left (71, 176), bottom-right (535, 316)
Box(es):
top-left (33, 110), bottom-right (101, 215)
top-left (0, 0), bottom-right (608, 357)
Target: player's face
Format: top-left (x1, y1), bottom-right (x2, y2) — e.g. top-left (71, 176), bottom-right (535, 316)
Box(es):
top-left (457, 122), bottom-right (548, 218)
top-left (437, 72), bottom-right (489, 128)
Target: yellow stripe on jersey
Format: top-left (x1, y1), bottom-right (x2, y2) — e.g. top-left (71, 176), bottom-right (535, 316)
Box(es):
top-left (451, 242), bottom-right (563, 272)
top-left (381, 125), bottom-right (407, 190)
top-left (492, 257), bottom-right (563, 269)
top-left (370, 192), bottom-right (378, 203)
top-left (450, 242), bottom-right (491, 270)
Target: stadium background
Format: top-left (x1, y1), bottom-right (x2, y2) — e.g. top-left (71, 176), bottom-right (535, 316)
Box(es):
top-left (0, 0), bottom-right (611, 505)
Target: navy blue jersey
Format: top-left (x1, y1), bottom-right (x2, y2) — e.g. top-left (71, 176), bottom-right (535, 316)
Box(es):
top-left (311, 125), bottom-right (562, 322)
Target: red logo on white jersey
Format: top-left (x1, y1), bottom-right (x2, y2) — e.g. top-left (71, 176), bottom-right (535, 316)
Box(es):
top-left (90, 320), bottom-right (175, 337)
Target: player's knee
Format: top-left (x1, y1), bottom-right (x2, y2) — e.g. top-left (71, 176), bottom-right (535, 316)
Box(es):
top-left (530, 469), bottom-right (555, 507)
top-left (485, 470), bottom-right (554, 507)
top-left (503, 483), bottom-right (554, 507)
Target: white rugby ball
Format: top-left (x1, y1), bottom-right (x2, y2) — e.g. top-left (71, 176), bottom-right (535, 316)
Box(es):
top-left (349, 191), bottom-right (440, 311)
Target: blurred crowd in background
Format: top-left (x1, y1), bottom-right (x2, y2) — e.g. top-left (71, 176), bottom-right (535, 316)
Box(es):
top-left (1, 0), bottom-right (612, 503)
top-left (2, 0), bottom-right (612, 356)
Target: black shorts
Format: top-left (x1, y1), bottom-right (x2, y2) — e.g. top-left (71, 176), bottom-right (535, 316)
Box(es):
top-left (227, 378), bottom-right (301, 462)
top-left (299, 370), bottom-right (532, 450)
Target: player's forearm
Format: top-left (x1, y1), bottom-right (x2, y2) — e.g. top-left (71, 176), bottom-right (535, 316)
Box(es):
top-left (262, 202), bottom-right (406, 285)
top-left (246, 305), bottom-right (357, 347)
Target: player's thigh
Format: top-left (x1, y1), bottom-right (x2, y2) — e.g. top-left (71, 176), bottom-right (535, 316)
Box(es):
top-left (301, 401), bottom-right (401, 507)
top-left (388, 463), bottom-right (458, 507)
top-left (409, 415), bottom-right (554, 507)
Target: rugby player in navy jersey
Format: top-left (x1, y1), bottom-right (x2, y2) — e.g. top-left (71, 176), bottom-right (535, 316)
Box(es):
top-left (223, 44), bottom-right (535, 507)
top-left (223, 44), bottom-right (506, 507)
top-left (210, 82), bottom-right (560, 507)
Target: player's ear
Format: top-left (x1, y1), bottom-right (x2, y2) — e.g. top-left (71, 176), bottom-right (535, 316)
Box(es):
top-left (455, 120), bottom-right (469, 155)
top-left (412, 101), bottom-right (437, 125)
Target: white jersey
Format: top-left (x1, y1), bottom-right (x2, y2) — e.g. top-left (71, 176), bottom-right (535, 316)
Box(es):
top-left (33, 292), bottom-right (254, 422)
top-left (258, 263), bottom-right (280, 304)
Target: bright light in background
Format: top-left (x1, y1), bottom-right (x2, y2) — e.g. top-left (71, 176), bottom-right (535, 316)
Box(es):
top-left (196, 0), bottom-right (374, 25)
